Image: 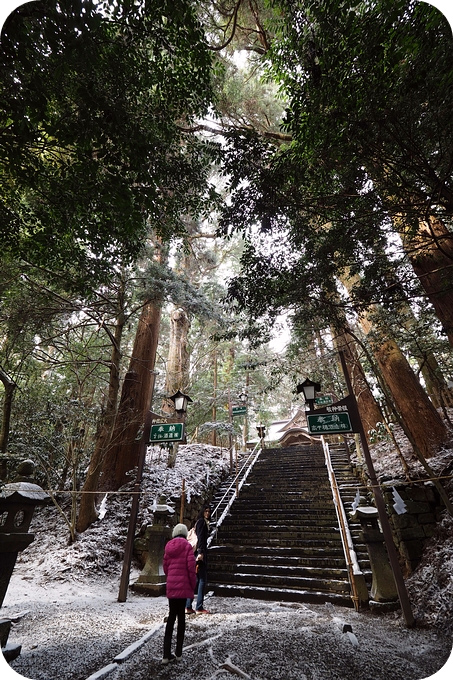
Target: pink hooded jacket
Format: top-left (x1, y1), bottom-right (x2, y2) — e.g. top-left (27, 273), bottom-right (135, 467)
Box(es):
top-left (163, 536), bottom-right (197, 599)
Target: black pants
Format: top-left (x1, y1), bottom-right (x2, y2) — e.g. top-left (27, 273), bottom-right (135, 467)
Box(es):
top-left (163, 598), bottom-right (186, 658)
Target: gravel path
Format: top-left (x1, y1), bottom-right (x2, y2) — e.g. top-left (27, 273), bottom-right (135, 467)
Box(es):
top-left (2, 574), bottom-right (452, 680)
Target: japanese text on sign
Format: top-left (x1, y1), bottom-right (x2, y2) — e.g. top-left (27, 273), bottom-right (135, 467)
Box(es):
top-left (307, 412), bottom-right (352, 434)
top-left (150, 423), bottom-right (184, 442)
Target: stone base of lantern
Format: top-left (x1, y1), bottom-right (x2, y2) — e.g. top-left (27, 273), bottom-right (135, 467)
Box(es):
top-left (131, 503), bottom-right (174, 598)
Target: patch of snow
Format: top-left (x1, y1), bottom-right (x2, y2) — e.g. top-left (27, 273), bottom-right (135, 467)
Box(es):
top-left (1, 438), bottom-right (453, 680)
top-left (98, 494), bottom-right (108, 520)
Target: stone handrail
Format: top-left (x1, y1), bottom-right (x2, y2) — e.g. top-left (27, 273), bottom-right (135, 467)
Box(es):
top-left (321, 437), bottom-right (367, 610)
top-left (208, 442), bottom-right (262, 547)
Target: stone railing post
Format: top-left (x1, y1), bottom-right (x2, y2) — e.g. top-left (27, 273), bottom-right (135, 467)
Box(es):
top-left (351, 505), bottom-right (398, 609)
top-left (0, 480), bottom-right (49, 660)
top-left (132, 499), bottom-right (174, 596)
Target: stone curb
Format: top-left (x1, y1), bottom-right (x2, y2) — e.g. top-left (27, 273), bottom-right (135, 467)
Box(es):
top-left (114, 623), bottom-right (163, 663)
top-left (85, 621), bottom-right (164, 680)
top-left (85, 662), bottom-right (119, 680)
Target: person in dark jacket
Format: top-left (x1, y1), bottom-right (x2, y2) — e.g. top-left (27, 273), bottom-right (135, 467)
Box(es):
top-left (185, 505), bottom-right (211, 614)
top-left (162, 523), bottom-right (196, 664)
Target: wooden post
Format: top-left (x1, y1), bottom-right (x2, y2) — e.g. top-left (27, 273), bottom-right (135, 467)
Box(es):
top-left (180, 479), bottom-right (185, 523)
top-left (228, 389), bottom-right (233, 473)
top-left (212, 349), bottom-right (217, 447)
top-left (338, 351), bottom-right (415, 627)
top-left (235, 446), bottom-right (239, 498)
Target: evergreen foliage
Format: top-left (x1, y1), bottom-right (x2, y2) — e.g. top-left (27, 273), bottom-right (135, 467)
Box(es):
top-left (0, 0), bottom-right (217, 289)
top-left (220, 0), bottom-right (453, 319)
top-left (1, 0), bottom-right (452, 533)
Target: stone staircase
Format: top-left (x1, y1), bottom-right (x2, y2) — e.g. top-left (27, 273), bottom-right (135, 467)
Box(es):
top-left (208, 443), bottom-right (360, 607)
top-left (209, 447), bottom-right (261, 531)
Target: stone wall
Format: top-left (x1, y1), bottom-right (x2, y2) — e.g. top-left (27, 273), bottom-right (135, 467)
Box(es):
top-left (382, 482), bottom-right (443, 575)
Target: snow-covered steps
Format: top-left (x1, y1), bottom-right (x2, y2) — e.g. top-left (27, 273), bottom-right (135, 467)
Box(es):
top-left (209, 583), bottom-right (353, 608)
top-left (208, 443), bottom-right (361, 608)
top-left (209, 544), bottom-right (347, 568)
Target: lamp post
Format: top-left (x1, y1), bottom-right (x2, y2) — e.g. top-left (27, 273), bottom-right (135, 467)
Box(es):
top-left (256, 425), bottom-right (266, 449)
top-left (297, 378), bottom-right (321, 412)
top-left (168, 390), bottom-right (192, 540)
top-left (239, 392), bottom-right (248, 452)
top-left (169, 389), bottom-right (193, 416)
top-left (118, 388), bottom-right (191, 602)
top-left (167, 391), bottom-right (192, 468)
top-left (337, 351), bottom-right (415, 626)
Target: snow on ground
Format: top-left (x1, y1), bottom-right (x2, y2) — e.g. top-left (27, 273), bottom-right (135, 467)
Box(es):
top-left (1, 437), bottom-right (453, 680)
top-left (3, 584), bottom-right (452, 680)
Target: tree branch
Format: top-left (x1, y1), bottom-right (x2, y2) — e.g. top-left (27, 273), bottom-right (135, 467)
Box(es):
top-left (178, 121), bottom-right (292, 143)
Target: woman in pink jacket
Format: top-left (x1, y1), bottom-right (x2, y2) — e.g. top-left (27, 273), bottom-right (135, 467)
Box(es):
top-left (162, 523), bottom-right (197, 664)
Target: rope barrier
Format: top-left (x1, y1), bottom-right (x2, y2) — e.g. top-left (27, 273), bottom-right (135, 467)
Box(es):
top-left (33, 472), bottom-right (452, 496)
top-left (337, 473), bottom-right (453, 489)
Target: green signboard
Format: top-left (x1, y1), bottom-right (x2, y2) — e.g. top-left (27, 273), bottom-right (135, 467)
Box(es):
top-left (150, 423), bottom-right (184, 443)
top-left (232, 406), bottom-right (247, 416)
top-left (315, 395), bottom-right (333, 405)
top-left (307, 412), bottom-right (353, 434)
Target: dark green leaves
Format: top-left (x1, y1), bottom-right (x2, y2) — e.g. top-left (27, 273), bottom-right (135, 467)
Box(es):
top-left (221, 0), bottom-right (453, 328)
top-left (0, 0), bottom-right (216, 291)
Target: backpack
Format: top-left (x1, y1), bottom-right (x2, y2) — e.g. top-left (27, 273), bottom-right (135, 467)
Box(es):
top-left (187, 526), bottom-right (198, 553)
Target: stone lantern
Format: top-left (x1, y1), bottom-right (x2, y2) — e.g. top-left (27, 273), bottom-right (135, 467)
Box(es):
top-left (351, 505), bottom-right (398, 607)
top-left (132, 497), bottom-right (175, 596)
top-left (0, 479), bottom-right (49, 659)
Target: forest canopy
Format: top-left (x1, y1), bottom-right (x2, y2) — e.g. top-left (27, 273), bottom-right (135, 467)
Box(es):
top-left (1, 0), bottom-right (453, 535)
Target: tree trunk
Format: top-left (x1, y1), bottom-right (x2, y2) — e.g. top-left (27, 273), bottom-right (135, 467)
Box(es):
top-left (396, 299), bottom-right (453, 409)
top-left (0, 369), bottom-right (15, 481)
top-left (100, 300), bottom-right (162, 490)
top-left (212, 347), bottom-right (217, 446)
top-left (100, 245), bottom-right (166, 491)
top-left (398, 215), bottom-right (453, 346)
top-left (0, 367), bottom-right (16, 456)
top-left (341, 271), bottom-right (448, 458)
top-left (418, 350), bottom-right (453, 410)
top-left (165, 307), bottom-right (191, 397)
top-left (332, 327), bottom-right (383, 441)
top-left (163, 307), bottom-right (191, 468)
top-left (360, 320), bottom-right (448, 459)
top-left (77, 297), bottom-right (125, 532)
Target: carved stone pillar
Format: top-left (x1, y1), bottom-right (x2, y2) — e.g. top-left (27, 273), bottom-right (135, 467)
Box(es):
top-left (132, 500), bottom-right (174, 596)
